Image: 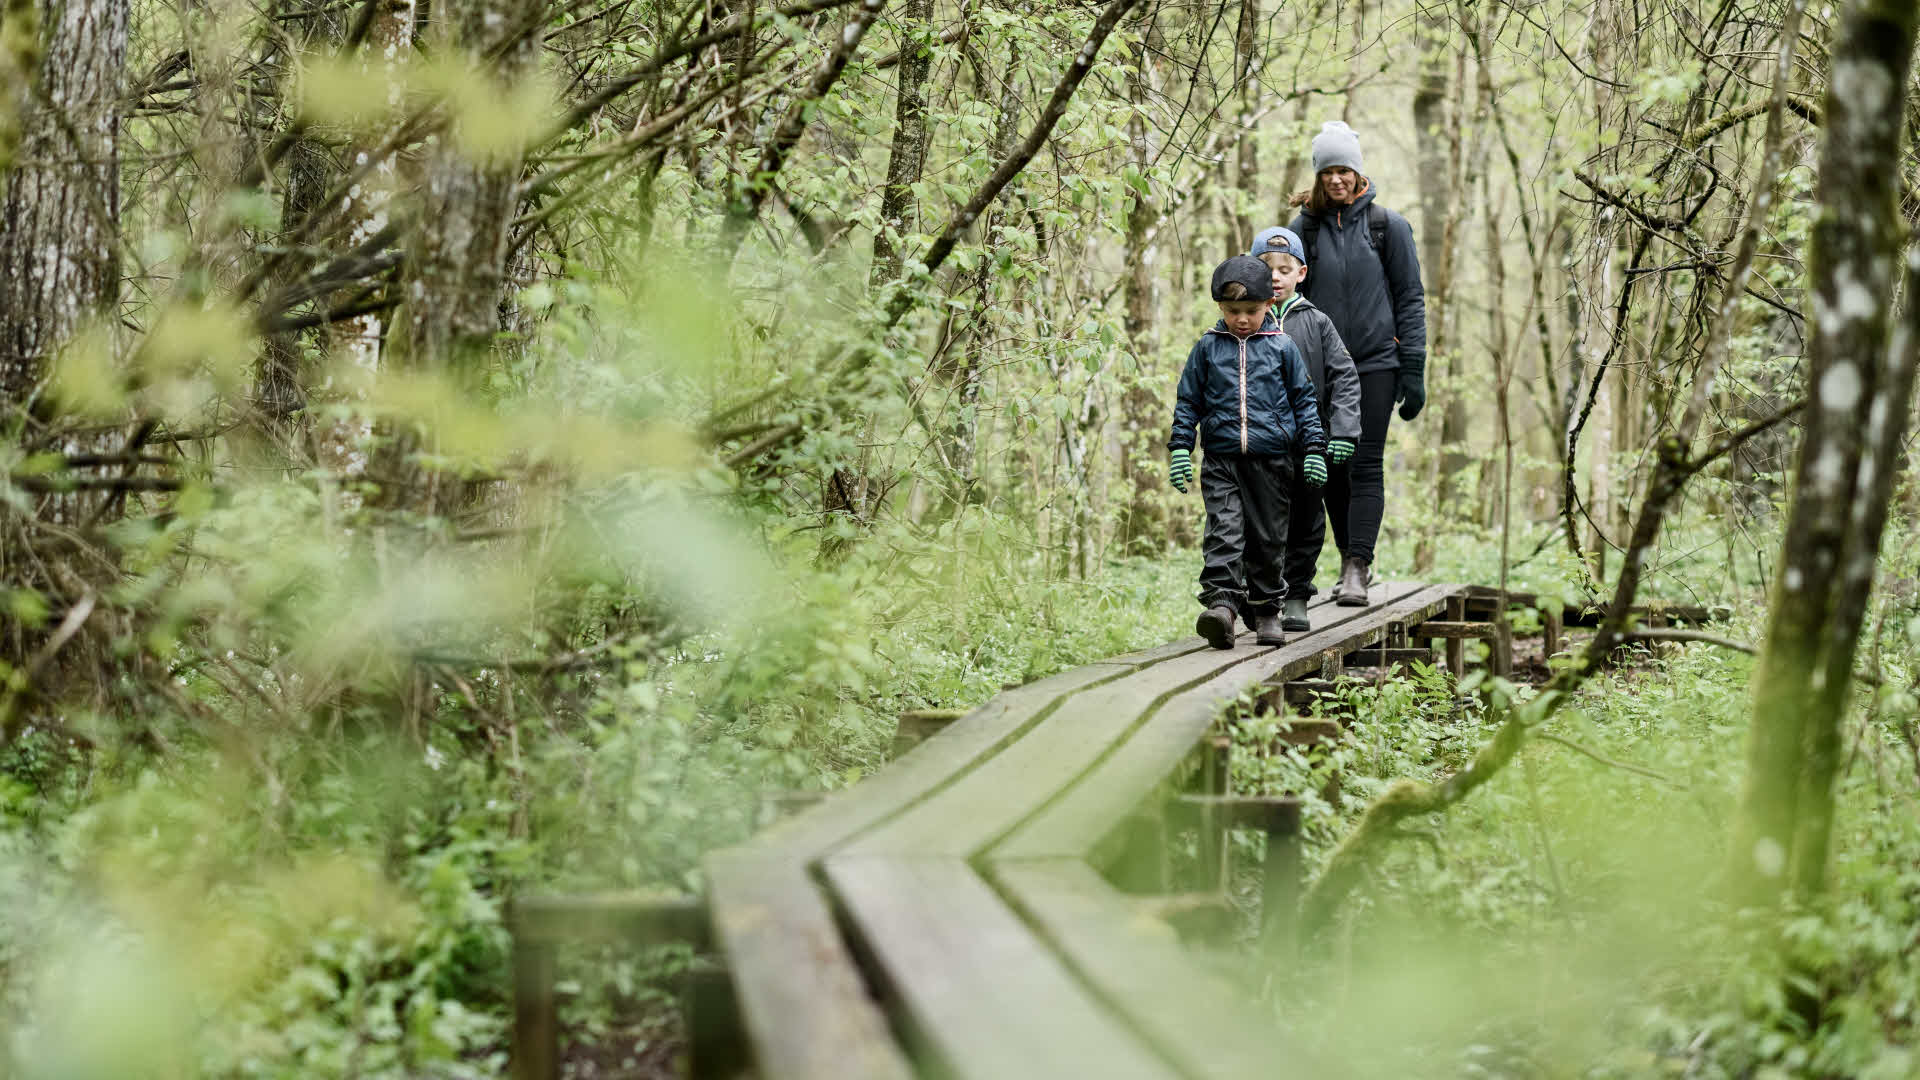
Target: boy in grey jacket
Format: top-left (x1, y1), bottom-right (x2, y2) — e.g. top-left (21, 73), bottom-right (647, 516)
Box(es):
top-left (1249, 226), bottom-right (1361, 631)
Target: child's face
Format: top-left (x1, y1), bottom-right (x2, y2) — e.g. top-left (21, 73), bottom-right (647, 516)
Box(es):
top-left (1269, 259), bottom-right (1307, 300)
top-left (1218, 300), bottom-right (1267, 338)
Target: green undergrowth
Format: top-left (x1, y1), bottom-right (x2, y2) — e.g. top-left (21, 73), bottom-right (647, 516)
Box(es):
top-left (0, 517), bottom-right (1195, 1078)
top-left (1227, 597), bottom-right (1920, 1078)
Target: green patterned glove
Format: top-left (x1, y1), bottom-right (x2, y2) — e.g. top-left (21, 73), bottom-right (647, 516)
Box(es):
top-left (1169, 448), bottom-right (1193, 493)
top-left (1328, 439), bottom-right (1355, 464)
top-left (1303, 453), bottom-right (1327, 487)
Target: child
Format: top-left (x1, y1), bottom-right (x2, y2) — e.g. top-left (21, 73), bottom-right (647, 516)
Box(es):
top-left (1168, 255), bottom-right (1328, 649)
top-left (1248, 226), bottom-right (1362, 632)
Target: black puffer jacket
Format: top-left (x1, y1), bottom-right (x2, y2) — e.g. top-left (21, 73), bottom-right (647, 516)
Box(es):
top-left (1168, 316), bottom-right (1327, 458)
top-left (1289, 182), bottom-right (1426, 376)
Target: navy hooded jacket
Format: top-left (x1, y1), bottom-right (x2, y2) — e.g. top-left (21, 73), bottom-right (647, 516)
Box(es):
top-left (1168, 315), bottom-right (1327, 458)
top-left (1288, 182), bottom-right (1427, 376)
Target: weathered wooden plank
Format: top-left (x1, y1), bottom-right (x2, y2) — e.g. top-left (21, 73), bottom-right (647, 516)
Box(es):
top-left (511, 938), bottom-right (558, 1080)
top-left (703, 853), bottom-right (916, 1080)
top-left (1340, 647), bottom-right (1437, 669)
top-left (1410, 620), bottom-right (1500, 639)
top-left (1169, 794), bottom-right (1303, 834)
top-left (1444, 595), bottom-right (1467, 677)
top-left (844, 584), bottom-right (1418, 860)
top-left (685, 959), bottom-right (747, 1080)
top-left (510, 893), bottom-right (709, 948)
top-left (747, 662), bottom-right (1131, 856)
top-left (991, 585), bottom-right (1458, 863)
top-left (824, 856), bottom-right (1179, 1080)
top-left (990, 858), bottom-right (1319, 1080)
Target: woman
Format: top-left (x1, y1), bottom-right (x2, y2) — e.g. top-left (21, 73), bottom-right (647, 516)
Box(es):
top-left (1287, 121), bottom-right (1427, 605)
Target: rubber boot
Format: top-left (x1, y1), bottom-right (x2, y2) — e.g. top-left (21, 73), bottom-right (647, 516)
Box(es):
top-left (1336, 556), bottom-right (1370, 607)
top-left (1253, 611), bottom-right (1286, 647)
top-left (1282, 595), bottom-right (1311, 633)
top-left (1196, 605), bottom-right (1237, 649)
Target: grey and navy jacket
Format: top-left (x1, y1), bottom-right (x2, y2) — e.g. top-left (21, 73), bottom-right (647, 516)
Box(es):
top-left (1272, 294), bottom-right (1361, 443)
top-left (1288, 182), bottom-right (1426, 376)
top-left (1168, 316), bottom-right (1327, 458)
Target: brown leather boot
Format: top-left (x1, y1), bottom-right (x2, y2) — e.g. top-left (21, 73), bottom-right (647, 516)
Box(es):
top-left (1336, 555), bottom-right (1370, 606)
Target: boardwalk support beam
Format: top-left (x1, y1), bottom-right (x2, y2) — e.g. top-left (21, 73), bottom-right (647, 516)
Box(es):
top-left (1172, 795), bottom-right (1303, 950)
top-left (508, 894), bottom-right (713, 1080)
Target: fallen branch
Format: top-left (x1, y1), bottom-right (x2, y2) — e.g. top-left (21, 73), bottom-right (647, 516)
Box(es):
top-left (1534, 732), bottom-right (1684, 786)
top-left (1622, 628), bottom-right (1757, 654)
top-left (8, 474), bottom-right (185, 493)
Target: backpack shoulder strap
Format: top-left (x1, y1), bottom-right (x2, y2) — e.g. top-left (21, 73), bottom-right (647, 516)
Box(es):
top-left (1367, 203), bottom-right (1394, 273)
top-left (1298, 213), bottom-right (1321, 266)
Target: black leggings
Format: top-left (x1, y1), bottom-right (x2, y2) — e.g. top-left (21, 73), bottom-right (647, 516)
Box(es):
top-left (1323, 369), bottom-right (1396, 565)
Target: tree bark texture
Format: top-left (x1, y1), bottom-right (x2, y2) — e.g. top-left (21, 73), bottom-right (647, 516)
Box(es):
top-left (1728, 0), bottom-right (1919, 905)
top-left (1227, 0), bottom-right (1259, 244)
top-left (381, 0), bottom-right (549, 510)
top-left (0, 0), bottom-right (128, 404)
top-left (402, 0), bottom-right (550, 372)
top-left (1117, 16), bottom-right (1164, 551)
top-left (869, 0), bottom-right (934, 287)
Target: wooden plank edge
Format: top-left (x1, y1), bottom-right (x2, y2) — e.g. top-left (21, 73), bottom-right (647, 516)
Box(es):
top-left (990, 857), bottom-right (1323, 1080)
top-left (988, 585), bottom-right (1457, 864)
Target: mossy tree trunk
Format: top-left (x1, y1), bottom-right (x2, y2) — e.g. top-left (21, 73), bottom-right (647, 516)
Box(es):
top-left (1727, 0), bottom-right (1920, 905)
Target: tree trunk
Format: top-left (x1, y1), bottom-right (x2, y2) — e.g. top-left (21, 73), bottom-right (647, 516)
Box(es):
top-left (1228, 0), bottom-right (1260, 244)
top-left (1422, 26), bottom-right (1469, 570)
top-left (314, 0), bottom-right (416, 483)
top-left (930, 38), bottom-right (1022, 512)
top-left (0, 0), bottom-right (128, 692)
top-left (1117, 14), bottom-right (1164, 551)
top-left (256, 0), bottom-right (347, 447)
top-left (0, 0), bottom-right (128, 404)
top-left (869, 0), bottom-right (934, 287)
top-left (1728, 0), bottom-right (1920, 905)
top-left (383, 0), bottom-right (549, 512)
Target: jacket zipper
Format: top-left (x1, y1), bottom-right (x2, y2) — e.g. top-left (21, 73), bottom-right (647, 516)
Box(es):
top-left (1238, 337), bottom-right (1249, 452)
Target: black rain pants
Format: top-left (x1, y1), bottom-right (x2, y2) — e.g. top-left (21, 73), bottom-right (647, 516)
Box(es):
top-left (1197, 452), bottom-right (1294, 616)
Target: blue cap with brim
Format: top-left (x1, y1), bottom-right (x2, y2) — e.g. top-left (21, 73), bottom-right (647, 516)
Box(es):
top-left (1249, 226), bottom-right (1307, 264)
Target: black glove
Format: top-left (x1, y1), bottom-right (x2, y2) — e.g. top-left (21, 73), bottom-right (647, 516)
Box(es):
top-left (1396, 353), bottom-right (1426, 421)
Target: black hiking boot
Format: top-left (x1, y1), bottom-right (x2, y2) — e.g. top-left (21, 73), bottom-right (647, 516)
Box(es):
top-left (1253, 612), bottom-right (1286, 647)
top-left (1196, 605), bottom-right (1237, 650)
top-left (1336, 556), bottom-right (1371, 607)
top-left (1282, 595), bottom-right (1311, 633)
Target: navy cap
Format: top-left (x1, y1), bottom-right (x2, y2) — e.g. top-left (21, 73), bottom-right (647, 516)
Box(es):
top-left (1210, 255), bottom-right (1274, 302)
top-left (1248, 226), bottom-right (1306, 264)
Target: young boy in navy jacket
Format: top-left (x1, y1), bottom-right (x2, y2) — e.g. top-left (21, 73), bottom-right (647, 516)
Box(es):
top-left (1168, 255), bottom-right (1328, 649)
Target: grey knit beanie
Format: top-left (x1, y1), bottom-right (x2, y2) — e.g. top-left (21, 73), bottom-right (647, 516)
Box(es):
top-left (1311, 121), bottom-right (1364, 175)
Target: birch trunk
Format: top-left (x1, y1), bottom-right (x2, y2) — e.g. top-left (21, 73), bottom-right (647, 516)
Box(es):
top-left (0, 0), bottom-right (127, 402)
top-left (1728, 0), bottom-right (1920, 904)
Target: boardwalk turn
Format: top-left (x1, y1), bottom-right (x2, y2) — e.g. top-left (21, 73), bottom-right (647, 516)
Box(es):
top-left (699, 582), bottom-right (1478, 1079)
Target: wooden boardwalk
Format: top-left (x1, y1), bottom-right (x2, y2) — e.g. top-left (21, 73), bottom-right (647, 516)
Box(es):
top-left (508, 581), bottom-right (1719, 1077)
top-left (703, 582), bottom-right (1464, 1080)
